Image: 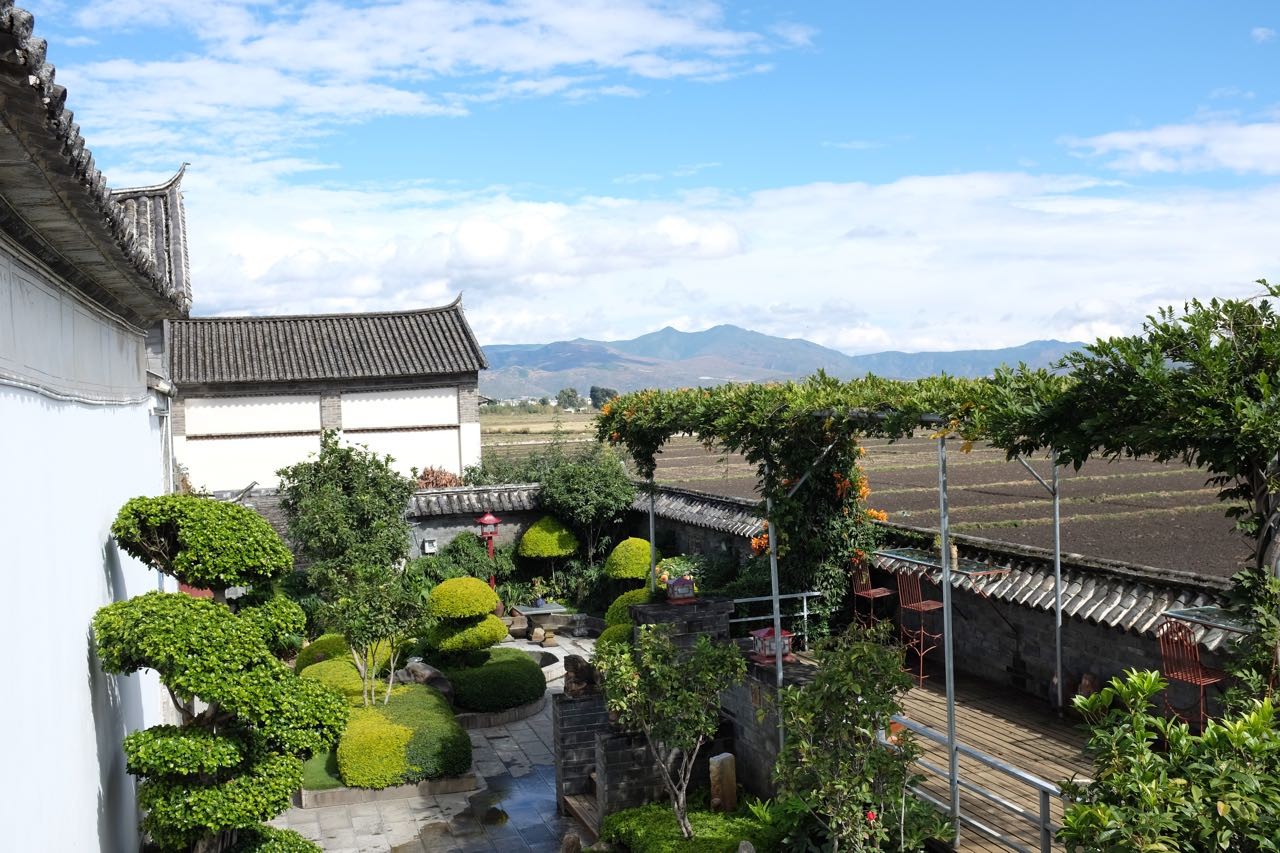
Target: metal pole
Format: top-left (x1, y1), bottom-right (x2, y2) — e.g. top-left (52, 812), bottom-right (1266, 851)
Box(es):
top-left (765, 492), bottom-right (785, 754)
top-left (648, 478), bottom-right (657, 593)
top-left (1053, 464), bottom-right (1063, 714)
top-left (938, 436), bottom-right (959, 834)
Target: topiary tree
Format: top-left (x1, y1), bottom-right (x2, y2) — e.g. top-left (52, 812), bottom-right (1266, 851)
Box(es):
top-left (605, 588), bottom-right (654, 627)
top-left (94, 592), bottom-right (346, 853)
top-left (424, 577), bottom-right (506, 657)
top-left (595, 625), bottom-right (746, 840)
top-left (517, 515), bottom-right (580, 559)
top-left (604, 537), bottom-right (654, 583)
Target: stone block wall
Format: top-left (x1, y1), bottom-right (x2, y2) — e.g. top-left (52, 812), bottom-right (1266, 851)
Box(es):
top-left (408, 512), bottom-right (541, 557)
top-left (630, 597), bottom-right (734, 648)
top-left (552, 693), bottom-right (609, 803)
top-left (595, 731), bottom-right (667, 817)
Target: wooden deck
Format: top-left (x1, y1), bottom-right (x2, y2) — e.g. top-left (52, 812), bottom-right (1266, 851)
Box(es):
top-left (900, 676), bottom-right (1092, 852)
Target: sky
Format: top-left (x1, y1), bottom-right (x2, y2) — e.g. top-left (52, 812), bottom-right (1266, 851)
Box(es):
top-left (24, 1), bottom-right (1280, 352)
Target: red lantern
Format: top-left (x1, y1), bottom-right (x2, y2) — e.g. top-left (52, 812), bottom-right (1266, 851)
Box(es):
top-left (749, 626), bottom-right (795, 664)
top-left (476, 512), bottom-right (501, 587)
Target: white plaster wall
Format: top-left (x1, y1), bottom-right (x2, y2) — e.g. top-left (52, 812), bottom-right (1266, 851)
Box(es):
top-left (341, 386), bottom-right (457, 429)
top-left (176, 433), bottom-right (321, 492)
top-left (184, 394), bottom-right (320, 435)
top-left (459, 421), bottom-right (481, 472)
top-left (351, 428), bottom-right (461, 477)
top-left (0, 385), bottom-right (170, 853)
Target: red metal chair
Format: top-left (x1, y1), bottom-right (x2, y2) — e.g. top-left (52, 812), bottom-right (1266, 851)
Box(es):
top-left (1157, 620), bottom-right (1226, 731)
top-left (896, 572), bottom-right (943, 687)
top-left (852, 566), bottom-right (894, 628)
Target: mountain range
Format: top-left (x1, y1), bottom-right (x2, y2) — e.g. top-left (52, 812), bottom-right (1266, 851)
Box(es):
top-left (479, 325), bottom-right (1082, 399)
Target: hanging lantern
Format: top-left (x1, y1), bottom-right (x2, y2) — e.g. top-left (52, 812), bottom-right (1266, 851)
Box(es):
top-left (749, 626), bottom-right (795, 664)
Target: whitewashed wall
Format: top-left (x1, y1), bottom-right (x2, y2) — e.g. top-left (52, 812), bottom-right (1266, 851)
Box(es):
top-left (0, 384), bottom-right (170, 852)
top-left (341, 386), bottom-right (457, 428)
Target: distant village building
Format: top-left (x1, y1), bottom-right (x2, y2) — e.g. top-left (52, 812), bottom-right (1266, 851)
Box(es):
top-left (169, 299), bottom-right (487, 491)
top-left (0, 9), bottom-right (190, 847)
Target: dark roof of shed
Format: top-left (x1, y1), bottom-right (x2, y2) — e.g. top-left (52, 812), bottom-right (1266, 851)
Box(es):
top-left (409, 484), bottom-right (541, 517)
top-left (171, 297), bottom-right (487, 385)
top-left (0, 3), bottom-right (188, 323)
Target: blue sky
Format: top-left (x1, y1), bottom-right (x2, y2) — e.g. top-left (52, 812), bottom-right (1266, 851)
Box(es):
top-left (25, 1), bottom-right (1280, 351)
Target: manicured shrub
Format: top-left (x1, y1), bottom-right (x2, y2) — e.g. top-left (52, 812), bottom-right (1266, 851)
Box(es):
top-left (427, 577), bottom-right (499, 619)
top-left (596, 623), bottom-right (633, 650)
top-left (605, 588), bottom-right (654, 627)
top-left (336, 708), bottom-right (412, 788)
top-left (604, 537), bottom-right (654, 581)
top-left (517, 515), bottom-right (579, 559)
top-left (227, 825), bottom-right (322, 853)
top-left (441, 648), bottom-right (547, 712)
top-left (111, 494), bottom-right (293, 593)
top-left (601, 803), bottom-right (777, 853)
top-left (380, 685), bottom-right (472, 779)
top-left (300, 658), bottom-right (371, 702)
top-left (425, 613), bottom-right (509, 654)
top-left (237, 593), bottom-right (306, 658)
top-left (295, 633), bottom-right (350, 674)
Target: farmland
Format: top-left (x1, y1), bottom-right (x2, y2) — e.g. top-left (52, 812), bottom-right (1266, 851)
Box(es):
top-left (480, 410), bottom-right (1250, 578)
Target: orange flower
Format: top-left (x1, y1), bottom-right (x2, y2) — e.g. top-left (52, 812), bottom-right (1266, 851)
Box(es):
top-left (601, 401), bottom-right (613, 416)
top-left (856, 480), bottom-right (870, 501)
top-left (866, 508), bottom-right (888, 522)
top-left (610, 431), bottom-right (621, 442)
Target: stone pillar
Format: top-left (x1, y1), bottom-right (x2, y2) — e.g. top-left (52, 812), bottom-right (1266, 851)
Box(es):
top-left (629, 596), bottom-right (733, 648)
top-left (552, 693), bottom-right (609, 808)
top-left (320, 391), bottom-right (342, 431)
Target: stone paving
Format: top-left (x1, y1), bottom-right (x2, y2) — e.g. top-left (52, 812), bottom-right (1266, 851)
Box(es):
top-left (271, 637), bottom-right (595, 853)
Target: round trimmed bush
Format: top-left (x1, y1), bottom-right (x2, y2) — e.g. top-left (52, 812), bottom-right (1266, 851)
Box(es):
top-left (381, 685), bottom-right (472, 779)
top-left (427, 577), bottom-right (499, 619)
top-left (596, 623), bottom-right (633, 650)
top-left (604, 537), bottom-right (654, 581)
top-left (605, 588), bottom-right (654, 627)
top-left (517, 515), bottom-right (579, 559)
top-left (295, 634), bottom-right (349, 674)
top-left (336, 708), bottom-right (411, 788)
top-left (228, 824), bottom-right (322, 852)
top-left (441, 648), bottom-right (547, 712)
top-left (425, 613), bottom-right (509, 654)
top-left (299, 659), bottom-right (367, 701)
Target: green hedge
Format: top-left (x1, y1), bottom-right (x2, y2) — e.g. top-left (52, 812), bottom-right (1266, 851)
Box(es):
top-left (596, 623), bottom-right (634, 650)
top-left (237, 594), bottom-right (306, 658)
top-left (605, 588), bottom-right (654, 627)
top-left (427, 577), bottom-right (499, 619)
top-left (604, 537), bottom-right (654, 581)
top-left (295, 634), bottom-right (349, 674)
top-left (425, 613), bottom-right (509, 654)
top-left (300, 658), bottom-right (391, 704)
top-left (227, 824), bottom-right (322, 853)
top-left (336, 708), bottom-right (411, 788)
top-left (441, 648), bottom-right (547, 713)
top-left (333, 685), bottom-right (471, 788)
top-left (517, 515), bottom-right (579, 559)
top-left (601, 803), bottom-right (777, 853)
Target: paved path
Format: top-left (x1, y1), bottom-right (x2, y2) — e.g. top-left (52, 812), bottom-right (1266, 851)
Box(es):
top-left (272, 637), bottom-right (595, 853)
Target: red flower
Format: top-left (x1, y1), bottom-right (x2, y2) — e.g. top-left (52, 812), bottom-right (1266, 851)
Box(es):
top-left (866, 810), bottom-right (876, 822)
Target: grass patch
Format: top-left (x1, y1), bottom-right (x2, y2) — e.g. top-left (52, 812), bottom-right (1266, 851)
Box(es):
top-left (601, 803), bottom-right (777, 853)
top-left (301, 748), bottom-right (342, 791)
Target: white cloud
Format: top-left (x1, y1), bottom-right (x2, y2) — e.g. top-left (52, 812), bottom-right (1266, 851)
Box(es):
top-left (1066, 120), bottom-right (1280, 174)
top-left (1251, 26), bottom-right (1276, 43)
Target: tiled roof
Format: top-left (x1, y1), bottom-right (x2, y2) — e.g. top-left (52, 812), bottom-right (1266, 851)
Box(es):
top-left (633, 484), bottom-right (766, 537)
top-left (171, 298), bottom-right (487, 386)
top-left (112, 166), bottom-right (191, 312)
top-left (873, 527), bottom-right (1236, 651)
top-left (409, 484), bottom-right (541, 517)
top-left (0, 3), bottom-right (187, 323)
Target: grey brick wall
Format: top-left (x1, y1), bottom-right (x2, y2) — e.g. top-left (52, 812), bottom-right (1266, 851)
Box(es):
top-left (319, 392), bottom-right (342, 430)
top-left (457, 380), bottom-right (480, 424)
top-left (553, 694), bottom-right (610, 805)
top-left (171, 397), bottom-right (186, 436)
top-left (630, 597), bottom-right (734, 648)
top-left (595, 731), bottom-right (668, 817)
top-left (409, 511), bottom-right (542, 557)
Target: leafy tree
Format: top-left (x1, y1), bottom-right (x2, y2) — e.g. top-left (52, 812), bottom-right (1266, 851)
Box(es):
top-left (540, 443), bottom-right (637, 561)
top-left (982, 283), bottom-right (1280, 697)
top-left (1059, 669), bottom-right (1280, 851)
top-left (595, 625), bottom-right (745, 839)
top-left (276, 431), bottom-right (415, 581)
top-left (321, 562), bottom-right (424, 706)
top-left (590, 385), bottom-right (619, 409)
top-left (774, 624), bottom-right (952, 852)
top-left (556, 387), bottom-right (585, 409)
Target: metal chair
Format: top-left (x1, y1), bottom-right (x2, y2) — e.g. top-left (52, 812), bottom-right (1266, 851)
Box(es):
top-left (1157, 620), bottom-right (1225, 731)
top-left (852, 566), bottom-right (894, 628)
top-left (896, 572), bottom-right (943, 686)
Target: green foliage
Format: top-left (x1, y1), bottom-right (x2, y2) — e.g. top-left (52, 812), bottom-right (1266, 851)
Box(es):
top-left (656, 555), bottom-right (707, 585)
top-left (540, 443), bottom-right (637, 561)
top-left (557, 387), bottom-right (586, 409)
top-left (601, 803), bottom-right (778, 853)
top-left (300, 749), bottom-right (342, 791)
top-left (336, 708), bottom-right (412, 788)
top-left (596, 626), bottom-right (747, 839)
top-left (226, 825), bottom-right (321, 853)
top-left (606, 587), bottom-right (655, 627)
top-left (123, 725), bottom-right (244, 777)
top-left (605, 537), bottom-right (654, 582)
top-left (111, 494), bottom-right (293, 593)
top-left (237, 594), bottom-right (306, 658)
top-left (295, 633), bottom-right (350, 674)
top-left (1060, 669), bottom-right (1280, 851)
top-left (411, 532), bottom-right (517, 585)
top-left (517, 515), bottom-right (580, 559)
top-left (380, 685), bottom-right (473, 779)
top-left (301, 658), bottom-right (388, 704)
top-left (590, 386), bottom-right (619, 409)
top-left (439, 647), bottom-right (547, 712)
top-left (774, 623), bottom-right (951, 851)
top-left (276, 430), bottom-right (415, 575)
top-left (425, 613), bottom-right (508, 654)
top-left (426, 576), bottom-right (500, 619)
top-left (321, 562), bottom-right (424, 706)
top-left (596, 623), bottom-right (634, 649)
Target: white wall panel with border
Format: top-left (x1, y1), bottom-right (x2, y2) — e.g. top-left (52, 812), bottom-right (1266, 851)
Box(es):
top-left (340, 386), bottom-right (458, 430)
top-left (184, 394), bottom-right (321, 436)
top-left (349, 428), bottom-right (460, 478)
top-left (177, 433), bottom-right (321, 492)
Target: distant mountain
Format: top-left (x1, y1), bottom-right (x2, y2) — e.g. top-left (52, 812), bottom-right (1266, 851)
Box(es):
top-left (479, 325), bottom-right (1082, 399)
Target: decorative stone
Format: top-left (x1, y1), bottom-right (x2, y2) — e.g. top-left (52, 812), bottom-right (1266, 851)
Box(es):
top-left (563, 654), bottom-right (599, 698)
top-left (392, 658), bottom-right (454, 705)
top-left (561, 832), bottom-right (582, 853)
top-left (709, 753), bottom-right (737, 813)
top-left (541, 633), bottom-right (559, 647)
top-left (737, 842), bottom-right (755, 853)
top-left (531, 627), bottom-right (546, 643)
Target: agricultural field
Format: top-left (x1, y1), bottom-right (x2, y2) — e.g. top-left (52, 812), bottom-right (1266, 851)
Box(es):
top-left (480, 411), bottom-right (1250, 578)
